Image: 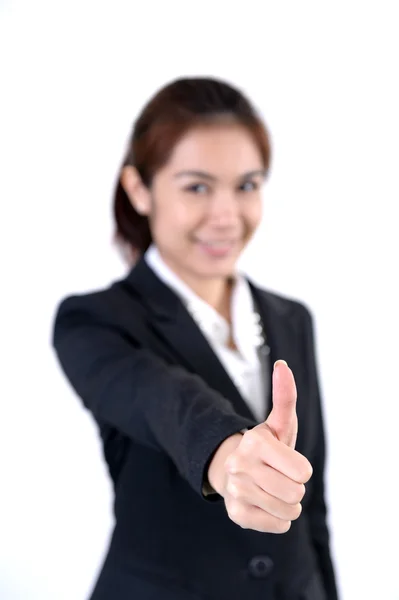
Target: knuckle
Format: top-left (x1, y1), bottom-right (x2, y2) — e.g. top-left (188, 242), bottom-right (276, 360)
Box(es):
top-left (274, 519), bottom-right (292, 534)
top-left (226, 500), bottom-right (244, 524)
top-left (242, 429), bottom-right (263, 451)
top-left (295, 455), bottom-right (313, 482)
top-left (301, 462), bottom-right (313, 482)
top-left (289, 483), bottom-right (306, 505)
top-left (224, 455), bottom-right (241, 475)
top-left (290, 503), bottom-right (302, 520)
top-left (227, 478), bottom-right (244, 500)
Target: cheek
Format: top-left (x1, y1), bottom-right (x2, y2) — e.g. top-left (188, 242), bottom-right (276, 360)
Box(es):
top-left (151, 199), bottom-right (203, 240)
top-left (244, 200), bottom-right (263, 231)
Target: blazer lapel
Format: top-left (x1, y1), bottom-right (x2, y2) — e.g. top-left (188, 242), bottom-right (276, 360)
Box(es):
top-left (249, 282), bottom-right (306, 425)
top-left (124, 258), bottom-right (256, 421)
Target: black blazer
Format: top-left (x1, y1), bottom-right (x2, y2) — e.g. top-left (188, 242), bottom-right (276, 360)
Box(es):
top-left (52, 257), bottom-right (339, 600)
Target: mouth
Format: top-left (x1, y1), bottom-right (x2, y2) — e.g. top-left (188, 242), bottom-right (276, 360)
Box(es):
top-left (194, 239), bottom-right (240, 258)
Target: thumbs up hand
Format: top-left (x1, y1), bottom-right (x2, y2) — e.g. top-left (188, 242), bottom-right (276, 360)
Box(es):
top-left (207, 361), bottom-right (313, 534)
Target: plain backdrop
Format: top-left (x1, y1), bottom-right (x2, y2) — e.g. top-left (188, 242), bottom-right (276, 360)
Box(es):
top-left (1, 1), bottom-right (398, 599)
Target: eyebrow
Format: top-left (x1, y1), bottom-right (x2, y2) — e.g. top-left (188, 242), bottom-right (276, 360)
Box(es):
top-left (173, 169), bottom-right (267, 181)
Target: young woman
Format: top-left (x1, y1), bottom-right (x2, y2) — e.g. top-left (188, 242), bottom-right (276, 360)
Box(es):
top-left (52, 77), bottom-right (338, 600)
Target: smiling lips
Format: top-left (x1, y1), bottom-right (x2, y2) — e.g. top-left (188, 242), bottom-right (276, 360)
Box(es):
top-left (196, 239), bottom-right (239, 258)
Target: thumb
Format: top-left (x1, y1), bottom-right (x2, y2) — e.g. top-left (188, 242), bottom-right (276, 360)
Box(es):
top-left (265, 360), bottom-right (298, 448)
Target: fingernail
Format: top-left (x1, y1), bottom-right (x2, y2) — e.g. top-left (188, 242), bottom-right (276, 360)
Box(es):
top-left (274, 360), bottom-right (288, 370)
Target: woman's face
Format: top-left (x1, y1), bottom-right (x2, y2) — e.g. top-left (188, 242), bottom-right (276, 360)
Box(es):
top-left (124, 123), bottom-right (266, 281)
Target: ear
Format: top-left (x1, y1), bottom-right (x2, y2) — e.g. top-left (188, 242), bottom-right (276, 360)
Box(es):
top-left (120, 166), bottom-right (151, 216)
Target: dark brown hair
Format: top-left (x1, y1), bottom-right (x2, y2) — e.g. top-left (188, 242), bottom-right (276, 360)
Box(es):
top-left (113, 76), bottom-right (272, 260)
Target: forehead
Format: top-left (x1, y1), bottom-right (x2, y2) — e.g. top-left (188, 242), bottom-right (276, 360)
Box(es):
top-left (165, 123), bottom-right (264, 174)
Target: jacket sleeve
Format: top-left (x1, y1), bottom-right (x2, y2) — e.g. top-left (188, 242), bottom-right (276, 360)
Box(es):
top-left (301, 306), bottom-right (339, 600)
top-left (52, 294), bottom-right (257, 499)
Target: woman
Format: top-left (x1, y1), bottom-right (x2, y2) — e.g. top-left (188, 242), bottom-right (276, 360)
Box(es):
top-left (52, 77), bottom-right (338, 600)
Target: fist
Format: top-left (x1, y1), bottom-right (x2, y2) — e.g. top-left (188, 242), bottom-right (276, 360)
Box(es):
top-left (215, 361), bottom-right (313, 534)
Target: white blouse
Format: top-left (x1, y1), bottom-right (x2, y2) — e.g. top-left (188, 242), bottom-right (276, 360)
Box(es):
top-left (145, 245), bottom-right (269, 422)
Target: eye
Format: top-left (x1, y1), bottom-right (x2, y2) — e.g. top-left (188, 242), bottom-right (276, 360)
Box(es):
top-left (239, 180), bottom-right (259, 192)
top-left (185, 183), bottom-right (209, 195)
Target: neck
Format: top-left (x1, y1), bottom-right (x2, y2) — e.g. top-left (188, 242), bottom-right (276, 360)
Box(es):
top-left (161, 255), bottom-right (234, 322)
top-left (188, 276), bottom-right (234, 322)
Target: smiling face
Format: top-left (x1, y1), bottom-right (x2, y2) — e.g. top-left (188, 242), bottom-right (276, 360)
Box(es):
top-left (122, 122), bottom-right (266, 288)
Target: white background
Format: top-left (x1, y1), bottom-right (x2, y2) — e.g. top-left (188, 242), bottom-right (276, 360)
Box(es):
top-left (1, 2), bottom-right (398, 599)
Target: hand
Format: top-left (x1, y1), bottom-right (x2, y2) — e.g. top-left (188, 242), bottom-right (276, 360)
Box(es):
top-left (207, 360), bottom-right (313, 534)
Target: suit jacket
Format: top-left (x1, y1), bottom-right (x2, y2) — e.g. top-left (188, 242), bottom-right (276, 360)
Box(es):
top-left (52, 257), bottom-right (339, 600)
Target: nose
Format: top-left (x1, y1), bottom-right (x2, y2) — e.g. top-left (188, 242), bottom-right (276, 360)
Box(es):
top-left (207, 192), bottom-right (239, 226)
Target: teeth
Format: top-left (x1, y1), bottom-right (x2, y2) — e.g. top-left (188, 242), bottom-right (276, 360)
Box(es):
top-left (202, 241), bottom-right (232, 247)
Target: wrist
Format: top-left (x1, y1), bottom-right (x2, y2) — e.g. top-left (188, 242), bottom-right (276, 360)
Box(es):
top-left (207, 433), bottom-right (243, 496)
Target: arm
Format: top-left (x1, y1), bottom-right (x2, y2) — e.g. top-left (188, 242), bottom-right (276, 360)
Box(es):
top-left (301, 306), bottom-right (339, 600)
top-left (52, 295), bottom-right (256, 498)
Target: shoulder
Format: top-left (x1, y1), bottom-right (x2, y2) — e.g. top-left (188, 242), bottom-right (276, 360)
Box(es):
top-left (250, 284), bottom-right (318, 359)
top-left (53, 276), bottom-right (140, 328)
top-left (250, 280), bottom-right (313, 320)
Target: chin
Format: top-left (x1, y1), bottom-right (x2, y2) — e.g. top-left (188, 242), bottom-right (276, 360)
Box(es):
top-left (183, 241), bottom-right (244, 278)
top-left (195, 258), bottom-right (237, 279)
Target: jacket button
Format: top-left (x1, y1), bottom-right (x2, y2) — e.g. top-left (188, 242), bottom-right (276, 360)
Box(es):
top-left (248, 555), bottom-right (274, 579)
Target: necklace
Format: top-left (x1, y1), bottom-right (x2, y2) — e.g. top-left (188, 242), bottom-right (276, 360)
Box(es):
top-left (186, 299), bottom-right (270, 357)
top-left (252, 311), bottom-right (270, 356)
